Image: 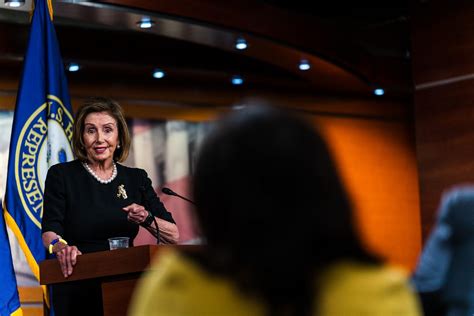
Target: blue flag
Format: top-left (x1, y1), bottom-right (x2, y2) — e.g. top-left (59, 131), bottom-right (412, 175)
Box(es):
top-left (0, 212), bottom-right (21, 316)
top-left (2, 0), bottom-right (74, 313)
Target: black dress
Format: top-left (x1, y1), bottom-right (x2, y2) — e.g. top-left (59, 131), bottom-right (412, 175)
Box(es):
top-left (42, 159), bottom-right (175, 316)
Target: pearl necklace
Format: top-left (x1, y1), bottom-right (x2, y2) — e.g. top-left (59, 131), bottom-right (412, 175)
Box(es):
top-left (82, 161), bottom-right (117, 184)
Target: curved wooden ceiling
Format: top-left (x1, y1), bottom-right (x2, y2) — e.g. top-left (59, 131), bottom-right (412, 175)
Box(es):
top-left (93, 0), bottom-right (411, 95)
top-left (0, 0), bottom-right (411, 106)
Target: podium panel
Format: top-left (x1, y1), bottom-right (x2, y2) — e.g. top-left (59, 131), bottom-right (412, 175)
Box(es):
top-left (40, 245), bottom-right (199, 316)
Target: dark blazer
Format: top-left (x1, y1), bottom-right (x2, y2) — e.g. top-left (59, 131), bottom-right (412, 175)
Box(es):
top-left (42, 159), bottom-right (175, 253)
top-left (412, 186), bottom-right (474, 316)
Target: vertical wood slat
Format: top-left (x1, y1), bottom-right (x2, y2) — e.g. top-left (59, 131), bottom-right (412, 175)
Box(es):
top-left (412, 0), bottom-right (474, 240)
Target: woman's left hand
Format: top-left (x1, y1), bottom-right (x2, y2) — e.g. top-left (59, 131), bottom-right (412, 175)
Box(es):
top-left (55, 245), bottom-right (82, 278)
top-left (123, 203), bottom-right (148, 225)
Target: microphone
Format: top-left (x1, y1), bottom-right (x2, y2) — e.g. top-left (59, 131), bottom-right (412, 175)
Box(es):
top-left (161, 187), bottom-right (177, 196)
top-left (139, 186), bottom-right (160, 244)
top-left (161, 187), bottom-right (196, 205)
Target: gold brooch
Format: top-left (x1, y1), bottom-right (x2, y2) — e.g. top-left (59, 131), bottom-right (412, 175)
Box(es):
top-left (117, 184), bottom-right (128, 199)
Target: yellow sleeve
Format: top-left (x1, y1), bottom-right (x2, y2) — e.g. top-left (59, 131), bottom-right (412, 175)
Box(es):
top-left (316, 262), bottom-right (422, 316)
top-left (128, 250), bottom-right (265, 316)
top-left (128, 250), bottom-right (189, 316)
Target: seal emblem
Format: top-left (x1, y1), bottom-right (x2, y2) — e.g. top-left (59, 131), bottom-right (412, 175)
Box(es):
top-left (14, 95), bottom-right (74, 228)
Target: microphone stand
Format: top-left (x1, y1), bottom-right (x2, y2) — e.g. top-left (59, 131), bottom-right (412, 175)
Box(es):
top-left (161, 187), bottom-right (196, 205)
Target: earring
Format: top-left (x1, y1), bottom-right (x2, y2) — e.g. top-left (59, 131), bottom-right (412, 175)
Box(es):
top-left (117, 144), bottom-right (121, 149)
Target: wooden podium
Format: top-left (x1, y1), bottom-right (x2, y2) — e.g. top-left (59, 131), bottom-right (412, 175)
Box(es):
top-left (40, 245), bottom-right (197, 316)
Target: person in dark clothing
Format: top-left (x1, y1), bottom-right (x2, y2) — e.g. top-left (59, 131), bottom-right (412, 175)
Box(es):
top-left (130, 105), bottom-right (421, 316)
top-left (41, 97), bottom-right (179, 316)
top-left (412, 186), bottom-right (474, 316)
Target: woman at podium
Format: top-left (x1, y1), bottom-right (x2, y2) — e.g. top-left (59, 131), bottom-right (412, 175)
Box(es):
top-left (41, 97), bottom-right (179, 316)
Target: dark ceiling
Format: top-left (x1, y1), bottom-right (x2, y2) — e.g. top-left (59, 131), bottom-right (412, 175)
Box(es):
top-left (0, 0), bottom-right (413, 106)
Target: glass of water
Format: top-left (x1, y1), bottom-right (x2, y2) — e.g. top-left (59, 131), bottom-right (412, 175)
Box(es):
top-left (108, 237), bottom-right (130, 250)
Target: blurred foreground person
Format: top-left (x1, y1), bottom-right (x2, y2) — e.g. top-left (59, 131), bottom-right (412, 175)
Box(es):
top-left (412, 186), bottom-right (474, 316)
top-left (130, 106), bottom-right (421, 316)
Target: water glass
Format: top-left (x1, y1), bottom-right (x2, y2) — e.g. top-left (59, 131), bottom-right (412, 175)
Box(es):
top-left (108, 237), bottom-right (130, 250)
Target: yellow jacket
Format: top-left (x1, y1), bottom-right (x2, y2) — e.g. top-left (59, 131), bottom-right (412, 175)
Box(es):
top-left (129, 249), bottom-right (421, 316)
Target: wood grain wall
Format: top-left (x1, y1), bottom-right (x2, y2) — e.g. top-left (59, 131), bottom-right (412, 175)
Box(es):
top-left (411, 0), bottom-right (474, 240)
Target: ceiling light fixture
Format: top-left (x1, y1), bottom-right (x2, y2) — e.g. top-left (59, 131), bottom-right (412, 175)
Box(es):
top-left (235, 38), bottom-right (248, 50)
top-left (152, 69), bottom-right (165, 79)
top-left (4, 0), bottom-right (25, 8)
top-left (298, 59), bottom-right (310, 71)
top-left (231, 75), bottom-right (244, 85)
top-left (67, 62), bottom-right (80, 72)
top-left (232, 104), bottom-right (246, 110)
top-left (374, 88), bottom-right (385, 96)
top-left (137, 17), bottom-right (154, 29)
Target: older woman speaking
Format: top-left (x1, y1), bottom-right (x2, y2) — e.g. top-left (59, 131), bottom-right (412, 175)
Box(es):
top-left (41, 97), bottom-right (179, 316)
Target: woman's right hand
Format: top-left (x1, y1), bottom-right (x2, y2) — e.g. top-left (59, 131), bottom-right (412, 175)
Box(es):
top-left (54, 244), bottom-right (82, 278)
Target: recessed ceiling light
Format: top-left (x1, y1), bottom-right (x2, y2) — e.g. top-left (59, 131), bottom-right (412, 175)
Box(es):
top-left (298, 59), bottom-right (310, 71)
top-left (231, 75), bottom-right (244, 85)
top-left (5, 0), bottom-right (24, 8)
top-left (137, 17), bottom-right (154, 29)
top-left (232, 104), bottom-right (246, 110)
top-left (153, 69), bottom-right (165, 79)
top-left (68, 63), bottom-right (80, 72)
top-left (374, 88), bottom-right (385, 96)
top-left (235, 38), bottom-right (248, 50)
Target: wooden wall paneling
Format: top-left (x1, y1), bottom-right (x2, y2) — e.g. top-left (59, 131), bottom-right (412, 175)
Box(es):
top-left (411, 0), bottom-right (474, 85)
top-left (412, 0), bottom-right (474, 239)
top-left (414, 80), bottom-right (474, 239)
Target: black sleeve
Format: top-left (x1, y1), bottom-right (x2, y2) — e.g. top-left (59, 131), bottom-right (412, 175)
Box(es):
top-left (138, 169), bottom-right (176, 224)
top-left (41, 164), bottom-right (66, 235)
